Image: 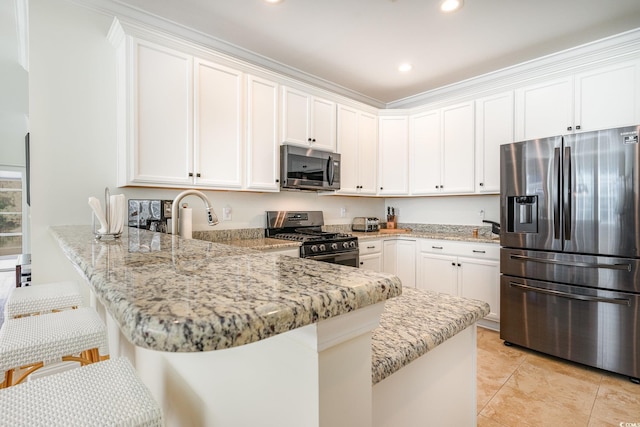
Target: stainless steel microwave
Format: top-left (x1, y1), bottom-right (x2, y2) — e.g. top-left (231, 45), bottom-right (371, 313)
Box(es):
top-left (280, 145), bottom-right (341, 191)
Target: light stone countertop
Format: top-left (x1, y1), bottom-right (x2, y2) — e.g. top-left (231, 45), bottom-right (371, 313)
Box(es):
top-left (50, 225), bottom-right (402, 352)
top-left (371, 287), bottom-right (490, 384)
top-left (219, 229), bottom-right (499, 253)
top-left (352, 230), bottom-right (500, 245)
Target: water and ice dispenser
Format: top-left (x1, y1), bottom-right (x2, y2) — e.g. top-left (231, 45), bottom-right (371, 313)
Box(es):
top-left (507, 195), bottom-right (538, 233)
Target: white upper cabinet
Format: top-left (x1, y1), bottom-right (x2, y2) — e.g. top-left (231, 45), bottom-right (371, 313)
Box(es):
top-left (514, 76), bottom-right (572, 141)
top-left (129, 39), bottom-right (194, 186)
top-left (281, 87), bottom-right (336, 152)
top-left (378, 115), bottom-right (409, 195)
top-left (194, 58), bottom-right (243, 189)
top-left (410, 102), bottom-right (475, 195)
top-left (246, 75), bottom-right (280, 191)
top-left (410, 109), bottom-right (441, 195)
top-left (515, 60), bottom-right (640, 140)
top-left (337, 105), bottom-right (378, 195)
top-left (574, 60), bottom-right (640, 132)
top-left (441, 102), bottom-right (475, 194)
top-left (113, 32), bottom-right (282, 191)
top-left (475, 91), bottom-right (514, 193)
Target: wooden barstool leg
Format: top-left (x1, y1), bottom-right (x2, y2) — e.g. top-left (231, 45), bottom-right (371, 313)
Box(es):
top-left (1, 369), bottom-right (14, 388)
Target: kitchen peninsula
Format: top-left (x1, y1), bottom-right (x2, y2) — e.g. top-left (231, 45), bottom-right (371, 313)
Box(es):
top-left (51, 225), bottom-right (488, 426)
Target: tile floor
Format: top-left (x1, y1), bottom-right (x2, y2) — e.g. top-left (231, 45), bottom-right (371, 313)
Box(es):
top-left (477, 326), bottom-right (640, 427)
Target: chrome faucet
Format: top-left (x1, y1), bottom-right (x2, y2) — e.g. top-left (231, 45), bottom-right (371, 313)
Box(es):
top-left (171, 189), bottom-right (219, 236)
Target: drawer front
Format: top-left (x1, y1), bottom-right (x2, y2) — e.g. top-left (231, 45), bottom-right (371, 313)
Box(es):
top-left (418, 239), bottom-right (452, 254)
top-left (359, 239), bottom-right (382, 255)
top-left (458, 244), bottom-right (499, 259)
top-left (419, 239), bottom-right (499, 259)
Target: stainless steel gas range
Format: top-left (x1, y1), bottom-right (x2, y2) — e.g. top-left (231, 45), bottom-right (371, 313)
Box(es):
top-left (266, 211), bottom-right (359, 267)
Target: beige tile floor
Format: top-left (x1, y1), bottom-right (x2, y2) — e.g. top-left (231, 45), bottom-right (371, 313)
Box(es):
top-left (477, 326), bottom-right (640, 427)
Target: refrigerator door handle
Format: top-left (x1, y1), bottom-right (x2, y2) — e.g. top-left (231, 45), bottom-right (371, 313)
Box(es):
top-left (563, 146), bottom-right (572, 241)
top-left (509, 254), bottom-right (632, 271)
top-left (553, 147), bottom-right (561, 239)
top-left (509, 282), bottom-right (630, 306)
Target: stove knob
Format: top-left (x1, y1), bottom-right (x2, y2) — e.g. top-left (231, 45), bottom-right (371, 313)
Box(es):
top-left (331, 243), bottom-right (338, 250)
top-left (349, 241), bottom-right (357, 248)
top-left (319, 244), bottom-right (326, 251)
top-left (310, 245), bottom-right (318, 253)
top-left (342, 242), bottom-right (350, 249)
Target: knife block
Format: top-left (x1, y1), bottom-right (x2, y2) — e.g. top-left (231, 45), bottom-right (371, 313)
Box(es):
top-left (386, 215), bottom-right (397, 229)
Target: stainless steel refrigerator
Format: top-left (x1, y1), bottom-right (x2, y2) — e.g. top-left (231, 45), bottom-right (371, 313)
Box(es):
top-left (500, 124), bottom-right (640, 381)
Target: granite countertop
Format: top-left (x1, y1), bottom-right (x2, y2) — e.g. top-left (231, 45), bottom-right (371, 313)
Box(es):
top-left (50, 225), bottom-right (402, 353)
top-left (220, 229), bottom-right (499, 252)
top-left (371, 287), bottom-right (490, 385)
top-left (352, 230), bottom-right (500, 245)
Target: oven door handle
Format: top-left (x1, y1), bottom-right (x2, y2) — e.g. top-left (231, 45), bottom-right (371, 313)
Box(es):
top-left (306, 251), bottom-right (356, 262)
top-left (509, 254), bottom-right (632, 271)
top-left (509, 282), bottom-right (630, 306)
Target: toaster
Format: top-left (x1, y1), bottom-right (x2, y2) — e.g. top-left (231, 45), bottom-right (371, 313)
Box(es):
top-left (352, 217), bottom-right (380, 232)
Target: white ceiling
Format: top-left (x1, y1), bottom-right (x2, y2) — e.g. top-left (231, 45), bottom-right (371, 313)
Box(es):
top-left (111, 0), bottom-right (640, 105)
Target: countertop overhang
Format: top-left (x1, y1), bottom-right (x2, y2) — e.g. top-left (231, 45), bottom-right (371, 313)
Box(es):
top-left (50, 226), bottom-right (402, 353)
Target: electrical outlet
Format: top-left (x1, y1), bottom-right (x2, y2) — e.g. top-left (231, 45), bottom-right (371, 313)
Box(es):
top-left (340, 207), bottom-right (347, 218)
top-left (223, 206), bottom-right (232, 221)
top-left (478, 209), bottom-right (485, 220)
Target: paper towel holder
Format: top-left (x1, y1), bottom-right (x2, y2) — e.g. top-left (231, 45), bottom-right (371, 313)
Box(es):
top-left (93, 187), bottom-right (123, 240)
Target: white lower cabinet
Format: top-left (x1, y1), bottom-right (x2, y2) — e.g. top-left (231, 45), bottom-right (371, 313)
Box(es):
top-left (417, 239), bottom-right (500, 326)
top-left (359, 239), bottom-right (383, 272)
top-left (382, 239), bottom-right (416, 288)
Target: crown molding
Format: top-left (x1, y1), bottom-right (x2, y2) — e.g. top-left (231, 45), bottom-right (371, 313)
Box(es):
top-left (388, 27), bottom-right (640, 110)
top-left (69, 0), bottom-right (640, 112)
top-left (69, 0), bottom-right (386, 109)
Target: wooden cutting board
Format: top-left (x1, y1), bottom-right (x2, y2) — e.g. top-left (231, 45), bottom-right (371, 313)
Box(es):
top-left (378, 228), bottom-right (411, 234)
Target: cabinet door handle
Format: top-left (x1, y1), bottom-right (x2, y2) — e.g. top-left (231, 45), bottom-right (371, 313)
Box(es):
top-left (432, 246), bottom-right (443, 249)
top-left (360, 262), bottom-right (364, 265)
top-left (451, 262), bottom-right (456, 266)
top-left (457, 263), bottom-right (461, 267)
top-left (567, 126), bottom-right (573, 131)
top-left (196, 173), bottom-right (201, 178)
top-left (576, 125), bottom-right (581, 130)
top-left (188, 172), bottom-right (193, 177)
top-left (479, 183), bottom-right (484, 187)
top-left (472, 250), bottom-right (486, 254)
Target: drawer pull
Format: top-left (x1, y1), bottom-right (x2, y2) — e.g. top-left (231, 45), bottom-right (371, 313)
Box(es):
top-left (367, 246), bottom-right (376, 249)
top-left (473, 250), bottom-right (486, 254)
top-left (432, 246), bottom-right (443, 250)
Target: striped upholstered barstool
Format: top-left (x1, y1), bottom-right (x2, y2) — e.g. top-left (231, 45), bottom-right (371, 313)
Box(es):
top-left (0, 357), bottom-right (163, 426)
top-left (0, 307), bottom-right (108, 388)
top-left (4, 280), bottom-right (83, 320)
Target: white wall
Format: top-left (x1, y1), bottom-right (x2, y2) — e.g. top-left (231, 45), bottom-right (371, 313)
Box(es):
top-left (29, 0), bottom-right (119, 283)
top-left (28, 0), bottom-right (385, 283)
top-left (1, 0), bottom-right (28, 168)
top-left (385, 195), bottom-right (500, 226)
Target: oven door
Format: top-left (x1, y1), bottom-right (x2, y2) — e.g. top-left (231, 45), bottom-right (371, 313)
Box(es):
top-left (305, 251), bottom-right (359, 268)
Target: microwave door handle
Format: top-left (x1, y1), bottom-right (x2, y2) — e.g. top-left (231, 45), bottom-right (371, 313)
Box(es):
top-left (326, 156), bottom-right (334, 186)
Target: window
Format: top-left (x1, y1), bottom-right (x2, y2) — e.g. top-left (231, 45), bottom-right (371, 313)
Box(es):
top-left (0, 170), bottom-right (23, 257)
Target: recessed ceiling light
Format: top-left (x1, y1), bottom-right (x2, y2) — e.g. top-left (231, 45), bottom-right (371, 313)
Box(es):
top-left (440, 0), bottom-right (463, 12)
top-left (398, 63), bottom-right (413, 72)
top-left (264, 0), bottom-right (284, 4)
